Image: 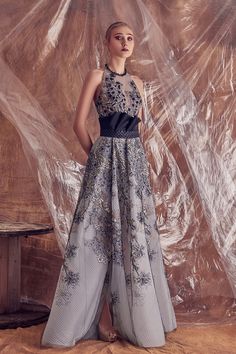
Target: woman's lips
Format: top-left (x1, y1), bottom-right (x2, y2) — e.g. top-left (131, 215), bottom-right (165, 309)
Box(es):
top-left (122, 48), bottom-right (129, 51)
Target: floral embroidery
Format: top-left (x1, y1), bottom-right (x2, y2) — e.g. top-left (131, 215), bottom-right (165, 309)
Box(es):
top-left (135, 271), bottom-right (152, 287)
top-left (55, 242), bottom-right (80, 306)
top-left (95, 68), bottom-right (142, 117)
top-left (125, 273), bottom-right (132, 287)
top-left (64, 244), bottom-right (79, 259)
top-left (71, 136), bottom-right (159, 302)
top-left (55, 65), bottom-right (160, 306)
top-left (111, 291), bottom-right (120, 305)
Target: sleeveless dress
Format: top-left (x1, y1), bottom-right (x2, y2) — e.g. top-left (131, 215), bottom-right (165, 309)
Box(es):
top-left (41, 63), bottom-right (177, 348)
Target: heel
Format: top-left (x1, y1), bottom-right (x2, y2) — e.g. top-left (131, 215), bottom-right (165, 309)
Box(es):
top-left (98, 323), bottom-right (120, 342)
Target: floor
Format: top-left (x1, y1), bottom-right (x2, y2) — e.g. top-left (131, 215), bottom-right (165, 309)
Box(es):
top-left (0, 322), bottom-right (235, 353)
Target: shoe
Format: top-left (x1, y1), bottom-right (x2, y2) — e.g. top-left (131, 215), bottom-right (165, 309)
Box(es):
top-left (98, 323), bottom-right (120, 342)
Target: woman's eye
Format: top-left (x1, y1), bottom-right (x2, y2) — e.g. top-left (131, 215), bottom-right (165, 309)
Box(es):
top-left (114, 35), bottom-right (133, 41)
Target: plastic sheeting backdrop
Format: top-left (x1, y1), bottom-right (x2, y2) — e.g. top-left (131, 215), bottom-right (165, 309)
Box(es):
top-left (0, 0), bottom-right (236, 324)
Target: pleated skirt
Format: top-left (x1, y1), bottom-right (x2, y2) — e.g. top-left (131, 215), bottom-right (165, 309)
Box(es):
top-left (41, 135), bottom-right (177, 348)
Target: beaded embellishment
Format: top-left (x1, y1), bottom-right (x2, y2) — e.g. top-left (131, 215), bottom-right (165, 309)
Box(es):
top-left (95, 64), bottom-right (142, 117)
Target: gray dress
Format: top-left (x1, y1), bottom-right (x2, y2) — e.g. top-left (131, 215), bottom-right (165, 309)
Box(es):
top-left (41, 63), bottom-right (177, 349)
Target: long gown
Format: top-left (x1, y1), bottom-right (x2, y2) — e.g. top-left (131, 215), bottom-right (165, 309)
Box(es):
top-left (41, 63), bottom-right (177, 349)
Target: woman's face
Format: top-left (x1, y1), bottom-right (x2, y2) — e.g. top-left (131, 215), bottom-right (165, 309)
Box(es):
top-left (106, 25), bottom-right (134, 59)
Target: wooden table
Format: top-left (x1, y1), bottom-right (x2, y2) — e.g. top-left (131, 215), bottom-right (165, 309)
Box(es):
top-left (0, 221), bottom-right (53, 329)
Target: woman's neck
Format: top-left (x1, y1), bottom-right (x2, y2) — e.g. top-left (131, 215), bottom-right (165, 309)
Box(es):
top-left (107, 59), bottom-right (126, 75)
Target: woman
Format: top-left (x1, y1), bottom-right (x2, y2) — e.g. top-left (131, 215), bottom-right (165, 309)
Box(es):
top-left (41, 21), bottom-right (177, 349)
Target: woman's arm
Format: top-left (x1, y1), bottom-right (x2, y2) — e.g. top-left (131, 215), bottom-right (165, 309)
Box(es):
top-left (132, 76), bottom-right (145, 134)
top-left (73, 69), bottom-right (102, 155)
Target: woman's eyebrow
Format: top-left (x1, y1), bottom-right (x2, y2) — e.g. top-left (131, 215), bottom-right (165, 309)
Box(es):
top-left (114, 32), bottom-right (134, 36)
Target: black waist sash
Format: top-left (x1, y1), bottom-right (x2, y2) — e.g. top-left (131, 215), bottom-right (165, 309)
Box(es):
top-left (99, 112), bottom-right (141, 138)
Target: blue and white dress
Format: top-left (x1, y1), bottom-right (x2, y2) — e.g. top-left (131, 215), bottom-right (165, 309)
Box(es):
top-left (41, 63), bottom-right (177, 348)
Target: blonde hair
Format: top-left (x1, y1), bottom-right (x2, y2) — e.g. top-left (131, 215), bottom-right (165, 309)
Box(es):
top-left (105, 21), bottom-right (132, 42)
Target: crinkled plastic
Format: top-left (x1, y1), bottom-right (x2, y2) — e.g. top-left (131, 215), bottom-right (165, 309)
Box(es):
top-left (0, 0), bottom-right (236, 324)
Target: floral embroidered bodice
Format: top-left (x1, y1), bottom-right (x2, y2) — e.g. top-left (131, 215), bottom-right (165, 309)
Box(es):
top-left (94, 63), bottom-right (143, 117)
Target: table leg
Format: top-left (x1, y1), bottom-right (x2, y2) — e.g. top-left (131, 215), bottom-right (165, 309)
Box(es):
top-left (0, 236), bottom-right (21, 314)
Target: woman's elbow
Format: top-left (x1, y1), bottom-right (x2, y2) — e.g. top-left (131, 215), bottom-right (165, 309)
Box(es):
top-left (73, 120), bottom-right (84, 134)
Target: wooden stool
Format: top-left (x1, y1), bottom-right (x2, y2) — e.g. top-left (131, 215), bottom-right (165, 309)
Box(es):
top-left (0, 221), bottom-right (53, 329)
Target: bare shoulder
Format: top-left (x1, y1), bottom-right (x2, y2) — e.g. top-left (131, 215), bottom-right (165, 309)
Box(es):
top-left (85, 68), bottom-right (103, 84)
top-left (131, 75), bottom-right (143, 85)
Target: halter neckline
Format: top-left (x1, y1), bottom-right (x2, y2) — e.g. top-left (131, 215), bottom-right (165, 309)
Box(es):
top-left (105, 63), bottom-right (127, 76)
